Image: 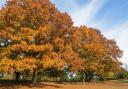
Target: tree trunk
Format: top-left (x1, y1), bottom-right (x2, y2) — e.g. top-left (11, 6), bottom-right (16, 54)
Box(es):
top-left (60, 70), bottom-right (63, 82)
top-left (15, 72), bottom-right (20, 82)
top-left (82, 71), bottom-right (85, 82)
top-left (85, 71), bottom-right (93, 82)
top-left (32, 69), bottom-right (38, 84)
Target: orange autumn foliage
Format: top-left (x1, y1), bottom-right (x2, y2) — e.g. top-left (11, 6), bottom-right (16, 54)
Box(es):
top-left (0, 0), bottom-right (122, 77)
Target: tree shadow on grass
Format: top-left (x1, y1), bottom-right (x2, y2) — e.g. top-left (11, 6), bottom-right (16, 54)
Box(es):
top-left (0, 80), bottom-right (61, 89)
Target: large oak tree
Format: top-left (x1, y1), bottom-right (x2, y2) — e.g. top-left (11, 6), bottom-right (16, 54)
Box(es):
top-left (0, 0), bottom-right (122, 83)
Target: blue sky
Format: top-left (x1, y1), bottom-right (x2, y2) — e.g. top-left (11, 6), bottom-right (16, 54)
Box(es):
top-left (0, 0), bottom-right (128, 65)
top-left (0, 0), bottom-right (5, 8)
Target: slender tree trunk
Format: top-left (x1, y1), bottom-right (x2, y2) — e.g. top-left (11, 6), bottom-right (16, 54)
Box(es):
top-left (60, 70), bottom-right (63, 82)
top-left (85, 72), bottom-right (88, 82)
top-left (82, 70), bottom-right (85, 82)
top-left (32, 69), bottom-right (38, 84)
top-left (15, 72), bottom-right (20, 82)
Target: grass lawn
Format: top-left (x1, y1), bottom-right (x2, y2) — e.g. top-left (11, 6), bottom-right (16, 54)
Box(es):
top-left (0, 80), bottom-right (128, 89)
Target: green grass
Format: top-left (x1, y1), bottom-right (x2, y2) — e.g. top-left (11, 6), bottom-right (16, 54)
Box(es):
top-left (117, 79), bottom-right (128, 83)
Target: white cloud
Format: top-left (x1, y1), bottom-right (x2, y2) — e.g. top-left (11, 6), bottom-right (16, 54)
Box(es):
top-left (70, 0), bottom-right (108, 26)
top-left (52, 0), bottom-right (108, 26)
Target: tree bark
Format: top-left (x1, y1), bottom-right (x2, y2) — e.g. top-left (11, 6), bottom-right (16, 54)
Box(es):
top-left (15, 72), bottom-right (20, 82)
top-left (59, 70), bottom-right (63, 82)
top-left (82, 70), bottom-right (85, 82)
top-left (32, 69), bottom-right (38, 84)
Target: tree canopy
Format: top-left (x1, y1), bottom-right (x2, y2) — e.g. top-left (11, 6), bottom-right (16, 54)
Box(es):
top-left (0, 0), bottom-right (123, 82)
